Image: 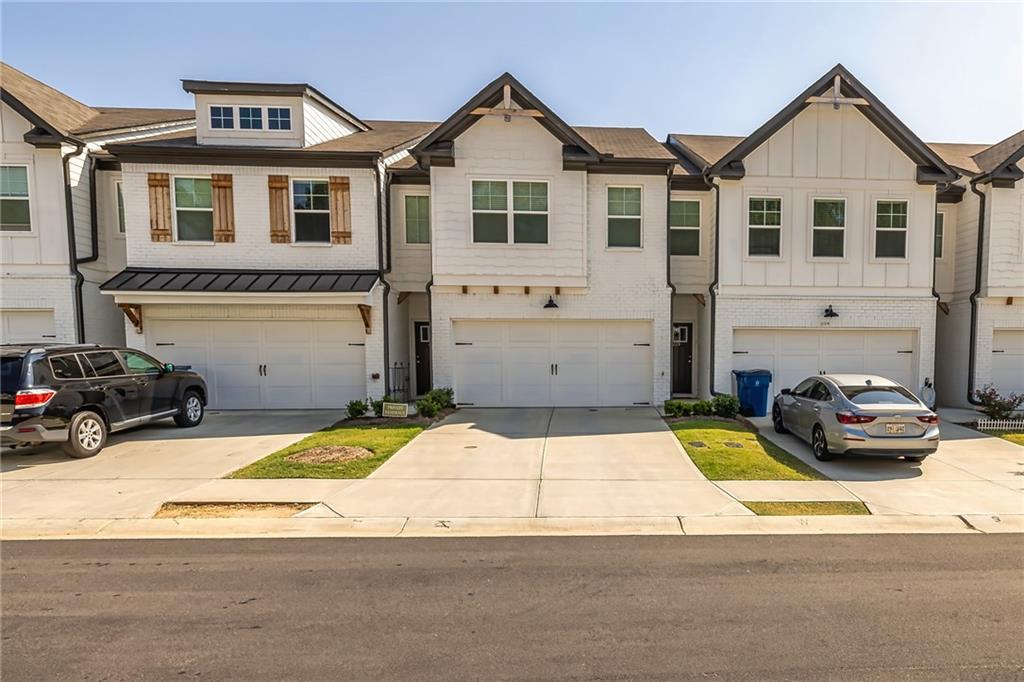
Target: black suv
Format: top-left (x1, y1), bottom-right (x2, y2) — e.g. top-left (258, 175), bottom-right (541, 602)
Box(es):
top-left (1, 344), bottom-right (207, 458)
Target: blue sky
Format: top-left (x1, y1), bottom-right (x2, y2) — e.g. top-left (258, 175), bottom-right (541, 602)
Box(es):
top-left (3, 2), bottom-right (1021, 143)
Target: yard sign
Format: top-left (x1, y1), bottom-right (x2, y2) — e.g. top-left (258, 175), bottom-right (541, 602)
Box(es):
top-left (382, 402), bottom-right (409, 418)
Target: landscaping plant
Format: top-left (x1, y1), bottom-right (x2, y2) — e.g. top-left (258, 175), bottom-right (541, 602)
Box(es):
top-left (712, 394), bottom-right (741, 419)
top-left (346, 399), bottom-right (368, 419)
top-left (973, 386), bottom-right (1024, 420)
top-left (414, 386), bottom-right (455, 418)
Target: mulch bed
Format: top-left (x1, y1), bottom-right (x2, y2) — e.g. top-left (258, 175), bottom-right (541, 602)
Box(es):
top-left (340, 407), bottom-right (456, 428)
top-left (286, 445), bottom-right (375, 464)
top-left (155, 502), bottom-right (312, 519)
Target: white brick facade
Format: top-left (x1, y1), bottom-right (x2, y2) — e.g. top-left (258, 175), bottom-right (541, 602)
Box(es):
top-left (0, 274), bottom-right (77, 342)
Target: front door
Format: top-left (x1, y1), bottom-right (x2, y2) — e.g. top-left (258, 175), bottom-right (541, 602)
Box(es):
top-left (414, 322), bottom-right (432, 396)
top-left (672, 323), bottom-right (694, 395)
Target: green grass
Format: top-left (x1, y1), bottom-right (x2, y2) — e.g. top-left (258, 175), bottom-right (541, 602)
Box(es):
top-left (230, 422), bottom-right (425, 479)
top-left (985, 431), bottom-right (1024, 447)
top-left (743, 501), bottom-right (871, 516)
top-left (669, 418), bottom-right (825, 481)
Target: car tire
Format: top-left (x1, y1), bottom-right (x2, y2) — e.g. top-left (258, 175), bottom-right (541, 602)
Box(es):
top-left (173, 390), bottom-right (204, 428)
top-left (61, 410), bottom-right (107, 459)
top-left (772, 405), bottom-right (789, 434)
top-left (811, 425), bottom-right (834, 462)
top-left (904, 455), bottom-right (926, 463)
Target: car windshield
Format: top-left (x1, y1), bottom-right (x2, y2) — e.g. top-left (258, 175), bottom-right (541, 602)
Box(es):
top-left (1, 356), bottom-right (25, 393)
top-left (840, 385), bottom-right (919, 405)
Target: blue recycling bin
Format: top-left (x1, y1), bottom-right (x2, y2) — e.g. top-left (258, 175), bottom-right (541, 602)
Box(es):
top-left (731, 369), bottom-right (773, 417)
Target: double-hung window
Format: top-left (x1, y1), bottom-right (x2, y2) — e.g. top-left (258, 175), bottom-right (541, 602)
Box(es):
top-left (268, 107), bottom-right (291, 130)
top-left (669, 200), bottom-right (700, 256)
top-left (115, 181), bottom-right (126, 234)
top-left (471, 180), bottom-right (549, 244)
top-left (239, 106), bottom-right (263, 130)
top-left (210, 106), bottom-right (234, 129)
top-left (292, 180), bottom-right (331, 243)
top-left (812, 198), bottom-right (845, 258)
top-left (173, 177), bottom-right (213, 241)
top-left (934, 212), bottom-right (944, 258)
top-left (608, 186), bottom-right (642, 247)
top-left (747, 197), bottom-right (781, 256)
top-left (875, 200), bottom-right (908, 259)
top-left (405, 195), bottom-right (430, 244)
top-left (0, 166), bottom-right (31, 232)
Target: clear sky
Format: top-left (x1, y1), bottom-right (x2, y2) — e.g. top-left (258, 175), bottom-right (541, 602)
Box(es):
top-left (3, 2), bottom-right (1021, 144)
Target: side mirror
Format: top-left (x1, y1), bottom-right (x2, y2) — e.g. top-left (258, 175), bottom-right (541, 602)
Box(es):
top-left (163, 363), bottom-right (175, 373)
top-left (780, 388), bottom-right (791, 395)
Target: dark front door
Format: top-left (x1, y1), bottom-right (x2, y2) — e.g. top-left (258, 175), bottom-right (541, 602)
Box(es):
top-left (414, 322), bottom-right (432, 396)
top-left (672, 323), bottom-right (693, 395)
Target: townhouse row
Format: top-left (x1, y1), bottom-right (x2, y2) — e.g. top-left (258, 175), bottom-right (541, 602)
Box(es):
top-left (2, 62), bottom-right (1022, 409)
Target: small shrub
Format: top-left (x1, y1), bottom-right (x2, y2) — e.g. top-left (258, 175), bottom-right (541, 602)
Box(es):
top-left (676, 402), bottom-right (694, 416)
top-left (692, 400), bottom-right (714, 416)
top-left (346, 399), bottom-right (368, 419)
top-left (424, 387), bottom-right (455, 409)
top-left (664, 400), bottom-right (684, 417)
top-left (415, 397), bottom-right (439, 418)
top-left (974, 386), bottom-right (1024, 420)
top-left (371, 394), bottom-right (399, 417)
top-left (712, 394), bottom-right (741, 419)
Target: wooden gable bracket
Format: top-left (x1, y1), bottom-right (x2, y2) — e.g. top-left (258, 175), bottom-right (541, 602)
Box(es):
top-left (356, 304), bottom-right (372, 335)
top-left (692, 293), bottom-right (706, 307)
top-left (806, 75), bottom-right (869, 110)
top-left (471, 83), bottom-right (544, 121)
top-left (118, 304), bottom-right (143, 334)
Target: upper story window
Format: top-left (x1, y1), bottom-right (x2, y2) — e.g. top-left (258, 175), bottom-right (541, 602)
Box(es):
top-left (747, 197), bottom-right (781, 257)
top-left (210, 106), bottom-right (234, 129)
top-left (405, 195), bottom-right (430, 244)
top-left (874, 200), bottom-right (908, 259)
top-left (292, 180), bottom-right (331, 243)
top-left (268, 107), bottom-right (292, 130)
top-left (811, 198), bottom-right (845, 259)
top-left (608, 186), bottom-right (642, 248)
top-left (934, 212), bottom-right (944, 258)
top-left (669, 199), bottom-right (700, 256)
top-left (0, 166), bottom-right (31, 232)
top-left (239, 107), bottom-right (263, 130)
top-left (116, 182), bottom-right (126, 234)
top-left (471, 180), bottom-right (549, 244)
top-left (173, 177), bottom-right (214, 242)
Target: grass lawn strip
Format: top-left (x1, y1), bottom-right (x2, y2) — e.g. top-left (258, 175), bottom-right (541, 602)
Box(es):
top-left (984, 430), bottom-right (1024, 447)
top-left (669, 418), bottom-right (825, 481)
top-left (155, 502), bottom-right (313, 518)
top-left (230, 422), bottom-right (425, 479)
top-left (743, 501), bottom-right (871, 516)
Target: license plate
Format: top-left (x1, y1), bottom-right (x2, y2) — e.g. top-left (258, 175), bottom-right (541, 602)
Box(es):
top-left (885, 423), bottom-right (906, 434)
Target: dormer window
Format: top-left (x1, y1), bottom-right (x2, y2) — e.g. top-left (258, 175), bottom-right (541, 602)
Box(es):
top-left (210, 106), bottom-right (234, 129)
top-left (268, 107), bottom-right (292, 131)
top-left (239, 107), bottom-right (263, 130)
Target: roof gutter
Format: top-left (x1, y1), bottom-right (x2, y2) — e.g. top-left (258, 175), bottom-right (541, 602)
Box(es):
top-left (665, 168), bottom-right (677, 401)
top-left (61, 142), bottom-right (87, 343)
top-left (702, 173), bottom-right (723, 396)
top-left (79, 154), bottom-right (99, 264)
top-left (374, 162), bottom-right (392, 397)
top-left (966, 179), bottom-right (987, 405)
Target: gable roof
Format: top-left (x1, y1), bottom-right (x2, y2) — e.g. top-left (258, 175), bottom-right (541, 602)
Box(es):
top-left (928, 129), bottom-right (1024, 184)
top-left (695, 64), bottom-right (955, 185)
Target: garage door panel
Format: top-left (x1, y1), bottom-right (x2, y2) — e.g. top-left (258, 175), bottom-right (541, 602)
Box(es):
top-left (1, 310), bottom-right (56, 343)
top-left (552, 347), bottom-right (599, 406)
top-left (503, 346), bottom-right (552, 406)
top-left (992, 330), bottom-right (1024, 395)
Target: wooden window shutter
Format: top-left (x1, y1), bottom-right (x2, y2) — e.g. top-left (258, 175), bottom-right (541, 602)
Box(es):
top-left (147, 173), bottom-right (172, 242)
top-left (211, 174), bottom-right (235, 243)
top-left (329, 176), bottom-right (352, 245)
top-left (268, 175), bottom-right (291, 243)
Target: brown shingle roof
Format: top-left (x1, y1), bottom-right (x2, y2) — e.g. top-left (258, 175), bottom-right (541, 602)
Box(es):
top-left (668, 134), bottom-right (745, 168)
top-left (973, 129), bottom-right (1024, 174)
top-left (572, 126), bottom-right (675, 160)
top-left (926, 142), bottom-right (988, 175)
top-left (75, 107), bottom-right (194, 134)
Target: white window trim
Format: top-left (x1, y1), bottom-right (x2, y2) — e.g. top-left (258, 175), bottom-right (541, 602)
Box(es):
top-left (0, 163), bottom-right (34, 235)
top-left (170, 175), bottom-right (215, 244)
top-left (870, 197), bottom-right (910, 262)
top-left (237, 106), bottom-right (264, 131)
top-left (744, 195), bottom-right (783, 260)
top-left (809, 196), bottom-right (847, 261)
top-left (291, 178), bottom-right (332, 246)
top-left (402, 191), bottom-right (431, 247)
top-left (266, 106), bottom-right (293, 133)
top-left (469, 178), bottom-right (550, 246)
top-left (934, 208), bottom-right (948, 261)
top-left (669, 197), bottom-right (702, 257)
top-left (208, 104), bottom-right (235, 130)
top-left (607, 184), bottom-right (644, 250)
top-left (114, 180), bottom-right (126, 238)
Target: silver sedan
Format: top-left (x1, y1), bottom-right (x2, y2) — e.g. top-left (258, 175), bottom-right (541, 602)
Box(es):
top-left (771, 374), bottom-right (940, 462)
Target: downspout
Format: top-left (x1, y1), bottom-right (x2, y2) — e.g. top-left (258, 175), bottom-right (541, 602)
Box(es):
top-left (79, 155), bottom-right (99, 264)
top-left (702, 173), bottom-right (722, 396)
top-left (966, 179), bottom-right (987, 405)
top-left (374, 161), bottom-right (392, 396)
top-left (62, 142), bottom-right (86, 343)
top-left (665, 169), bottom-right (676, 401)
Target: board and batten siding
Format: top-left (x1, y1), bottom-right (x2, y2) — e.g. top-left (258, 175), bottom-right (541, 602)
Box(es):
top-left (669, 189), bottom-right (714, 292)
top-left (717, 103), bottom-right (936, 294)
top-left (390, 184), bottom-right (432, 291)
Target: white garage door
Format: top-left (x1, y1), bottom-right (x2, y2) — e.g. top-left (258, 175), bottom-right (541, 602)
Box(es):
top-left (453, 320), bottom-right (653, 407)
top-left (733, 329), bottom-right (917, 394)
top-left (1, 310), bottom-right (57, 344)
top-left (992, 330), bottom-right (1024, 395)
top-left (147, 319), bottom-right (366, 409)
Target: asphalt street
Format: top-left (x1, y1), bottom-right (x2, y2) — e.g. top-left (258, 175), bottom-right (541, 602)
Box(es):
top-left (2, 534), bottom-right (1022, 680)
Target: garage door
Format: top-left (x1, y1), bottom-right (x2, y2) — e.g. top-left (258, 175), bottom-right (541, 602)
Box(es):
top-left (147, 319), bottom-right (366, 409)
top-left (733, 329), bottom-right (917, 394)
top-left (992, 330), bottom-right (1024, 395)
top-left (453, 320), bottom-right (652, 407)
top-left (1, 310), bottom-right (57, 344)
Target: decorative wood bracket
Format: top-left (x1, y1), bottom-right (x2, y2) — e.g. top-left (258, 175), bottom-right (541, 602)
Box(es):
top-left (356, 304), bottom-right (372, 334)
top-left (806, 75), bottom-right (869, 110)
top-left (1007, 297), bottom-right (1015, 306)
top-left (470, 84), bottom-right (544, 121)
top-left (396, 292), bottom-right (410, 305)
top-left (118, 303), bottom-right (143, 334)
top-left (937, 301), bottom-right (950, 316)
top-left (692, 293), bottom-right (706, 307)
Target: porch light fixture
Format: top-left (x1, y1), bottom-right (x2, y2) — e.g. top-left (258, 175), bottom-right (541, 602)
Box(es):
top-left (824, 305), bottom-right (839, 318)
top-left (544, 296), bottom-right (559, 309)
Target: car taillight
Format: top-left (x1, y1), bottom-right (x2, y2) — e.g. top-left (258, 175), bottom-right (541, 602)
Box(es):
top-left (14, 388), bottom-right (57, 409)
top-left (836, 411), bottom-right (876, 425)
top-left (916, 414), bottom-right (939, 424)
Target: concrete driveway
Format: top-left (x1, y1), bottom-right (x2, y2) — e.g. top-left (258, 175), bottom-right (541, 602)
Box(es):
top-left (1, 410), bottom-right (340, 520)
top-left (320, 408), bottom-right (748, 519)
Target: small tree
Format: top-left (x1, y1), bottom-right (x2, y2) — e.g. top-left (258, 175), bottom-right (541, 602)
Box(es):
top-left (973, 386), bottom-right (1024, 420)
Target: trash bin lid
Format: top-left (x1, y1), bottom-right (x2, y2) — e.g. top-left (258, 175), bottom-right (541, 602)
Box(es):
top-left (731, 369), bottom-right (772, 377)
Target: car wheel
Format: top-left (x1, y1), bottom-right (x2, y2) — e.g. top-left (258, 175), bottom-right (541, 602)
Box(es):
top-left (772, 405), bottom-right (788, 434)
top-left (905, 455), bottom-right (926, 463)
top-left (811, 425), bottom-right (834, 461)
top-left (61, 410), bottom-right (107, 459)
top-left (173, 390), bottom-right (204, 428)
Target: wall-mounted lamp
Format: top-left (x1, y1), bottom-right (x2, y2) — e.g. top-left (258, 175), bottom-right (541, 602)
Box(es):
top-left (544, 296), bottom-right (559, 309)
top-left (823, 305), bottom-right (839, 318)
